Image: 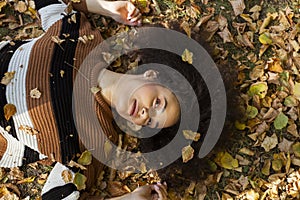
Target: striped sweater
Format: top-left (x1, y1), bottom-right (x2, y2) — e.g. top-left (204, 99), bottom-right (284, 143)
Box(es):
top-left (0, 0), bottom-right (118, 198)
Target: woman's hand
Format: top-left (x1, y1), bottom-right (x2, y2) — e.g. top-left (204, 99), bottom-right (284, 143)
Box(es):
top-left (86, 0), bottom-right (142, 26)
top-left (128, 183), bottom-right (168, 200)
top-left (109, 1), bottom-right (142, 26)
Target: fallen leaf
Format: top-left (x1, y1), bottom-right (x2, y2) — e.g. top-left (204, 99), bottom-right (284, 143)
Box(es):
top-left (248, 82), bottom-right (268, 99)
top-left (180, 21), bottom-right (191, 38)
top-left (16, 176), bottom-right (35, 184)
top-left (0, 1), bottom-right (7, 12)
top-left (274, 112), bottom-right (288, 130)
top-left (249, 64), bottom-right (264, 80)
top-left (246, 105), bottom-right (258, 119)
top-left (262, 159), bottom-right (271, 176)
top-left (4, 104), bottom-right (16, 121)
top-left (259, 33), bottom-right (272, 44)
top-left (73, 172), bottom-right (87, 191)
top-left (272, 159), bottom-right (283, 172)
top-left (181, 49), bottom-right (193, 64)
top-left (77, 150), bottom-right (92, 166)
top-left (214, 151), bottom-right (239, 169)
top-left (30, 88), bottom-right (42, 99)
top-left (1, 71), bottom-right (15, 85)
top-left (68, 160), bottom-right (87, 170)
top-left (278, 138), bottom-right (293, 153)
top-left (182, 145), bottom-right (194, 163)
top-left (293, 82), bottom-right (300, 100)
top-left (228, 0), bottom-right (245, 16)
top-left (19, 125), bottom-right (39, 135)
top-left (61, 170), bottom-right (73, 183)
top-left (292, 142), bottom-right (300, 157)
top-left (261, 133), bottom-right (278, 152)
top-left (182, 130), bottom-right (201, 141)
top-left (218, 27), bottom-right (234, 43)
top-left (15, 1), bottom-right (27, 13)
top-left (284, 96), bottom-right (298, 107)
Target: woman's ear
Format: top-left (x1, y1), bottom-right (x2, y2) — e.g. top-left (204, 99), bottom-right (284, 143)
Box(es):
top-left (143, 70), bottom-right (159, 80)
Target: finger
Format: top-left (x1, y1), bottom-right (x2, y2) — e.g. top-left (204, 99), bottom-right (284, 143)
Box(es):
top-left (153, 185), bottom-right (167, 200)
top-left (127, 7), bottom-right (140, 19)
top-left (157, 183), bottom-right (168, 198)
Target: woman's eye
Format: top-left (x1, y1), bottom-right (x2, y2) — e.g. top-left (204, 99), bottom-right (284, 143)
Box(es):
top-left (154, 98), bottom-right (161, 108)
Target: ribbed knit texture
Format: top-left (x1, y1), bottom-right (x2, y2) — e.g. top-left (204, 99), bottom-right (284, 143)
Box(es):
top-left (0, 0), bottom-right (118, 194)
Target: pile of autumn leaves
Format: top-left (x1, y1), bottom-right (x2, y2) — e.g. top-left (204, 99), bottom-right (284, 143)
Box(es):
top-left (198, 1), bottom-right (300, 199)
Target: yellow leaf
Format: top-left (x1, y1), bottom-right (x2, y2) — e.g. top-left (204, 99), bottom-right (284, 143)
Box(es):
top-left (214, 151), bottom-right (239, 170)
top-left (4, 104), bottom-right (16, 121)
top-left (1, 71), bottom-right (15, 86)
top-left (259, 33), bottom-right (272, 45)
top-left (182, 130), bottom-right (201, 141)
top-left (182, 49), bottom-right (193, 64)
top-left (0, 1), bottom-right (7, 12)
top-left (261, 159), bottom-right (270, 176)
top-left (180, 21), bottom-right (191, 38)
top-left (267, 58), bottom-right (283, 73)
top-left (293, 82), bottom-right (300, 101)
top-left (182, 145), bottom-right (194, 163)
top-left (77, 150), bottom-right (92, 166)
top-left (17, 176), bottom-right (35, 184)
top-left (235, 120), bottom-right (246, 130)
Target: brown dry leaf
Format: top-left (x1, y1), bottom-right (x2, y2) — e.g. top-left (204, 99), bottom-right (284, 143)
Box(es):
top-left (262, 159), bottom-right (271, 176)
top-left (68, 160), bottom-right (87, 170)
top-left (180, 21), bottom-right (191, 38)
top-left (19, 125), bottom-right (39, 135)
top-left (249, 64), bottom-right (264, 80)
top-left (267, 58), bottom-right (283, 73)
top-left (61, 170), bottom-right (73, 183)
top-left (278, 138), bottom-right (293, 153)
top-left (4, 104), bottom-right (16, 121)
top-left (51, 36), bottom-right (65, 45)
top-left (194, 13), bottom-right (214, 30)
top-left (1, 71), bottom-right (15, 85)
top-left (182, 145), bottom-right (194, 163)
top-left (228, 0), bottom-right (245, 16)
top-left (218, 27), bottom-right (234, 43)
top-left (30, 88), bottom-right (42, 99)
top-left (239, 147), bottom-right (255, 156)
top-left (259, 12), bottom-right (278, 34)
top-left (107, 181), bottom-right (130, 197)
top-left (15, 1), bottom-right (27, 13)
top-left (182, 130), bottom-right (201, 141)
top-left (0, 1), bottom-right (7, 12)
top-left (261, 133), bottom-right (278, 152)
top-left (287, 123), bottom-right (299, 137)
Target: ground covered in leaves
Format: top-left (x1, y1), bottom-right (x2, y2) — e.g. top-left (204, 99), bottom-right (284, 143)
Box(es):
top-left (2, 0), bottom-right (300, 199)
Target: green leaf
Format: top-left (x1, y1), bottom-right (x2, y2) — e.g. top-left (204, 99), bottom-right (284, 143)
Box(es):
top-left (181, 49), bottom-right (193, 64)
top-left (292, 142), bottom-right (300, 157)
top-left (284, 96), bottom-right (298, 107)
top-left (247, 82), bottom-right (268, 99)
top-left (274, 112), bottom-right (288, 130)
top-left (259, 33), bottom-right (272, 44)
top-left (73, 172), bottom-right (87, 191)
top-left (77, 150), bottom-right (92, 166)
top-left (246, 105), bottom-right (258, 119)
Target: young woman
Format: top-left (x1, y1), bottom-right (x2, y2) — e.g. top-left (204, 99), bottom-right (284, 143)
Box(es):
top-left (0, 0), bottom-right (179, 199)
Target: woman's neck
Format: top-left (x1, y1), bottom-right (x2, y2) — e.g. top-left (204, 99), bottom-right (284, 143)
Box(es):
top-left (97, 69), bottom-right (119, 106)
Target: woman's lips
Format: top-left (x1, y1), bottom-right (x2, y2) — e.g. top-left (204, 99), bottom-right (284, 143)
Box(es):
top-left (130, 99), bottom-right (138, 117)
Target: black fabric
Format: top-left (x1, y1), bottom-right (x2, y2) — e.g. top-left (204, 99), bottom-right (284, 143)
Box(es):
top-left (42, 183), bottom-right (77, 200)
top-left (34, 0), bottom-right (61, 10)
top-left (0, 41), bottom-right (28, 139)
top-left (22, 146), bottom-right (41, 165)
top-left (49, 13), bottom-right (81, 164)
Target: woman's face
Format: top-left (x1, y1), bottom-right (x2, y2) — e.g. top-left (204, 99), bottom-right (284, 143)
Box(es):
top-left (112, 75), bottom-right (180, 128)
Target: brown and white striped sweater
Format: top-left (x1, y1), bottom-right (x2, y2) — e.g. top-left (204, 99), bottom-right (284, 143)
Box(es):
top-left (0, 0), bottom-right (118, 199)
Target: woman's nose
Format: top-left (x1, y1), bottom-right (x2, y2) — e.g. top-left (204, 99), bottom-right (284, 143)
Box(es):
top-left (139, 107), bottom-right (149, 119)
